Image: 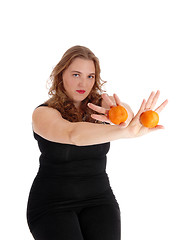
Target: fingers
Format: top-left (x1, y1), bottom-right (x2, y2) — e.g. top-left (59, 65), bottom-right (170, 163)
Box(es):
top-left (137, 124), bottom-right (165, 137)
top-left (91, 114), bottom-right (111, 123)
top-left (113, 93), bottom-right (122, 106)
top-left (136, 99), bottom-right (146, 117)
top-left (88, 101), bottom-right (110, 123)
top-left (148, 125), bottom-right (165, 133)
top-left (150, 90), bottom-right (160, 109)
top-left (155, 99), bottom-right (168, 114)
top-left (88, 103), bottom-right (107, 115)
top-left (130, 99), bottom-right (146, 129)
top-left (102, 93), bottom-right (115, 108)
top-left (89, 93), bottom-right (125, 125)
top-left (119, 122), bottom-right (127, 128)
top-left (145, 90), bottom-right (160, 110)
top-left (144, 90), bottom-right (168, 114)
top-left (88, 91), bottom-right (168, 129)
top-left (145, 91), bottom-right (155, 109)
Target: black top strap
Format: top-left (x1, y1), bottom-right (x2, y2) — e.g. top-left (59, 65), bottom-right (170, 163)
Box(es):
top-left (35, 103), bottom-right (48, 109)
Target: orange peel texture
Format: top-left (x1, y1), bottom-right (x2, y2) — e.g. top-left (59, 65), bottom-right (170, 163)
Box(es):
top-left (108, 105), bottom-right (128, 125)
top-left (140, 110), bottom-right (159, 128)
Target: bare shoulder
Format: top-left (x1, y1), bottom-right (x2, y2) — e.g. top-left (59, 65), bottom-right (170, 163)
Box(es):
top-left (32, 106), bottom-right (74, 144)
top-left (32, 106), bottom-right (63, 123)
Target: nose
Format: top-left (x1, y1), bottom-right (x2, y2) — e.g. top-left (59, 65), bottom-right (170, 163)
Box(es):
top-left (78, 76), bottom-right (87, 87)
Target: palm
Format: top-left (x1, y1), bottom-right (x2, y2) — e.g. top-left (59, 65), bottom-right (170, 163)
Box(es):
top-left (88, 93), bottom-right (130, 126)
top-left (128, 90), bottom-right (168, 136)
top-left (88, 90), bottom-right (168, 137)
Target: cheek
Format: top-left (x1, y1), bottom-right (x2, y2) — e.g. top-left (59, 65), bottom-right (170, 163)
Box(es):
top-left (90, 80), bottom-right (96, 89)
top-left (63, 77), bottom-right (74, 91)
top-left (88, 79), bottom-right (95, 87)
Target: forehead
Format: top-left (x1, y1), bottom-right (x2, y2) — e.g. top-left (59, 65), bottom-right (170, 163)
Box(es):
top-left (68, 58), bottom-right (95, 73)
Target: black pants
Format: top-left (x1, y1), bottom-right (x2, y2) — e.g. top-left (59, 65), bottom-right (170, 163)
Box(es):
top-left (30, 203), bottom-right (121, 240)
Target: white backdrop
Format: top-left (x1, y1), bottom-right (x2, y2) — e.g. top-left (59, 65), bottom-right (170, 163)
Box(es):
top-left (1, 0), bottom-right (187, 239)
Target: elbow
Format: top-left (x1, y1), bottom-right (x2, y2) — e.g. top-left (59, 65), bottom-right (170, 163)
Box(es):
top-left (69, 123), bottom-right (82, 146)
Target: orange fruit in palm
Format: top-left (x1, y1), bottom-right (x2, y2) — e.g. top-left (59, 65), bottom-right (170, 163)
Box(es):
top-left (140, 110), bottom-right (159, 128)
top-left (108, 105), bottom-right (128, 125)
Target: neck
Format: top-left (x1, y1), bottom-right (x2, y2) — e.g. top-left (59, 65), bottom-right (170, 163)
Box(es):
top-left (74, 101), bottom-right (81, 110)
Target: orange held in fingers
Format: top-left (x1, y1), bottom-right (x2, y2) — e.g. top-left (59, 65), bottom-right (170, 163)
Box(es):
top-left (108, 105), bottom-right (128, 125)
top-left (140, 110), bottom-right (159, 128)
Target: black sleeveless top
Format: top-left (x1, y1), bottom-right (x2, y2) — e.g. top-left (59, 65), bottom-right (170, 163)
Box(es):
top-left (27, 104), bottom-right (119, 231)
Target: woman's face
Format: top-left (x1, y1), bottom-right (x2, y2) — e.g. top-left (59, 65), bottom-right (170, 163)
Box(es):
top-left (62, 58), bottom-right (96, 109)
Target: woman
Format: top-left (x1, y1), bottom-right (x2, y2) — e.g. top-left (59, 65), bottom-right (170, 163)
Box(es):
top-left (27, 45), bottom-right (168, 240)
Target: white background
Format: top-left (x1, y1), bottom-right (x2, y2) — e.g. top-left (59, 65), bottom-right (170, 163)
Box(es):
top-left (0, 0), bottom-right (187, 239)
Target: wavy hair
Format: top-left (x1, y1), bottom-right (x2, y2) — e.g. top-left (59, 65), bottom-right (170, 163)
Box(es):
top-left (45, 45), bottom-right (106, 123)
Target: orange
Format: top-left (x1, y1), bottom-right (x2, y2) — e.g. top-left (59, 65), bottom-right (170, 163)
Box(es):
top-left (140, 110), bottom-right (159, 128)
top-left (108, 105), bottom-right (128, 125)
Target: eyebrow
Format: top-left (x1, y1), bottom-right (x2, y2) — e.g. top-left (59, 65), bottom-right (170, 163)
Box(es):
top-left (71, 71), bottom-right (95, 75)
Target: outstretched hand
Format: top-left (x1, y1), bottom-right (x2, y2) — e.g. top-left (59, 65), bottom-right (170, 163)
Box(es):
top-left (88, 93), bottom-right (131, 127)
top-left (88, 90), bottom-right (168, 137)
top-left (128, 90), bottom-right (168, 137)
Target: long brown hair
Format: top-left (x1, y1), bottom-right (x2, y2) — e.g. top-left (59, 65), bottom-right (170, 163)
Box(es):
top-left (45, 45), bottom-right (106, 123)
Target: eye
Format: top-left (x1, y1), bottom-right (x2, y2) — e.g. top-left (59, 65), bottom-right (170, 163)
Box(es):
top-left (73, 74), bottom-right (79, 77)
top-left (88, 75), bottom-right (95, 79)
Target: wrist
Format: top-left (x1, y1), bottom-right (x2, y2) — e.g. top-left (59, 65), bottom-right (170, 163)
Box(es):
top-left (121, 125), bottom-right (134, 139)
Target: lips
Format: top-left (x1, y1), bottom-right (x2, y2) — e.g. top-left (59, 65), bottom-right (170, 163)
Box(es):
top-left (76, 90), bottom-right (86, 94)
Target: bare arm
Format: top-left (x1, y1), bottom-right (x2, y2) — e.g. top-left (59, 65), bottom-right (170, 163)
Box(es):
top-left (32, 91), bottom-right (168, 146)
top-left (71, 122), bottom-right (131, 146)
top-left (32, 106), bottom-right (131, 146)
top-left (88, 91), bottom-right (168, 136)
